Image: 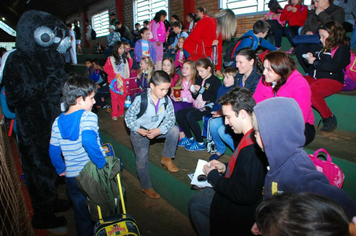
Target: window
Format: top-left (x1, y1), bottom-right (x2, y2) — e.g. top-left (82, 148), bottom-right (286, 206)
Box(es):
top-left (134, 0), bottom-right (169, 27)
top-left (92, 10), bottom-right (110, 37)
top-left (220, 0), bottom-right (312, 16)
top-left (0, 21), bottom-right (16, 37)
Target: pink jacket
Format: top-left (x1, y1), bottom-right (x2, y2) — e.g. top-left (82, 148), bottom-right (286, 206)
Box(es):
top-left (175, 49), bottom-right (185, 69)
top-left (180, 77), bottom-right (194, 103)
top-left (253, 70), bottom-right (314, 125)
top-left (264, 11), bottom-right (285, 26)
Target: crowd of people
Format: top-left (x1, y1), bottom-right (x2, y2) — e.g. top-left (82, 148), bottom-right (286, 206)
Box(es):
top-left (5, 3), bottom-right (353, 236)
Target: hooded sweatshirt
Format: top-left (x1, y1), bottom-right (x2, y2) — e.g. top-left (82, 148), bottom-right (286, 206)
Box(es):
top-left (254, 97), bottom-right (356, 218)
top-left (49, 110), bottom-right (106, 177)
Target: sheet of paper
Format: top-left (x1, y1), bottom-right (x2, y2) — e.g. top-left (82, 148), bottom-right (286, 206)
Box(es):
top-left (190, 159), bottom-right (212, 188)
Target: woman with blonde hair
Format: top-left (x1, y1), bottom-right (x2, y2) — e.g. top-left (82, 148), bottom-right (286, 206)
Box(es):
top-left (183, 9), bottom-right (237, 77)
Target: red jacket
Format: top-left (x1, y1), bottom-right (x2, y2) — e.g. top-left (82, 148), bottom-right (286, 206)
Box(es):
top-left (183, 17), bottom-right (223, 71)
top-left (280, 4), bottom-right (308, 27)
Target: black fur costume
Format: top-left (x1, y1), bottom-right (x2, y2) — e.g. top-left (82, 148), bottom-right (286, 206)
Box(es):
top-left (3, 10), bottom-right (71, 229)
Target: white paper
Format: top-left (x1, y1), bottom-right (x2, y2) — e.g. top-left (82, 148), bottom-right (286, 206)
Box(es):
top-left (191, 159), bottom-right (212, 188)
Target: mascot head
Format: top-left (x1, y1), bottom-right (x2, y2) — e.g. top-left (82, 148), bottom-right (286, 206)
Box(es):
top-left (16, 10), bottom-right (71, 54)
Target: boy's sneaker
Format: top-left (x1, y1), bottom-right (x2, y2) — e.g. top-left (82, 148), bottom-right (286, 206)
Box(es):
top-left (206, 141), bottom-right (217, 154)
top-left (185, 141), bottom-right (206, 151)
top-left (178, 137), bottom-right (193, 147)
top-left (103, 104), bottom-right (112, 113)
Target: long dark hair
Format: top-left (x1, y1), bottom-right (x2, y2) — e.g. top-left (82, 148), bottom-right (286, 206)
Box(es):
top-left (268, 0), bottom-right (283, 14)
top-left (262, 51), bottom-right (296, 93)
top-left (321, 21), bottom-right (350, 50)
top-left (153, 10), bottom-right (167, 23)
top-left (112, 41), bottom-right (127, 65)
top-left (236, 47), bottom-right (263, 74)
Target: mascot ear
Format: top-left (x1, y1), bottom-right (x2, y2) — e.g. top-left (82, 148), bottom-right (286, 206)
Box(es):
top-left (34, 26), bottom-right (56, 47)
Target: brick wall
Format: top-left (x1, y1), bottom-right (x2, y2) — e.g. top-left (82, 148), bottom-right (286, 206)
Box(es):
top-left (123, 0), bottom-right (134, 31)
top-left (195, 0), bottom-right (219, 16)
top-left (169, 0), bottom-right (184, 22)
top-left (235, 13), bottom-right (265, 37)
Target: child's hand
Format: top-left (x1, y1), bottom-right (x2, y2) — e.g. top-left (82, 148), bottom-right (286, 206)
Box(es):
top-left (168, 45), bottom-right (172, 49)
top-left (146, 128), bottom-right (161, 139)
top-left (157, 41), bottom-right (161, 46)
top-left (212, 40), bottom-right (219, 46)
top-left (137, 128), bottom-right (148, 137)
top-left (216, 70), bottom-right (222, 78)
top-left (193, 85), bottom-right (201, 92)
top-left (174, 97), bottom-right (182, 102)
top-left (96, 84), bottom-right (101, 89)
top-left (127, 52), bottom-right (131, 58)
top-left (306, 53), bottom-right (316, 64)
top-left (171, 51), bottom-right (176, 54)
top-left (178, 59), bottom-right (183, 63)
top-left (59, 172), bottom-right (66, 176)
top-left (287, 5), bottom-right (293, 11)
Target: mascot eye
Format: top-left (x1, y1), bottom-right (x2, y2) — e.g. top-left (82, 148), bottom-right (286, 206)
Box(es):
top-left (34, 26), bottom-right (55, 47)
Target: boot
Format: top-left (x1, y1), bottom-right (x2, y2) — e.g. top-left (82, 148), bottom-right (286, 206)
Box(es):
top-left (141, 188), bottom-right (161, 199)
top-left (320, 114), bottom-right (337, 132)
top-left (161, 156), bottom-right (179, 172)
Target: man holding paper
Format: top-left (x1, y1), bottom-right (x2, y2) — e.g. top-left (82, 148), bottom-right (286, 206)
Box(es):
top-left (188, 87), bottom-right (268, 236)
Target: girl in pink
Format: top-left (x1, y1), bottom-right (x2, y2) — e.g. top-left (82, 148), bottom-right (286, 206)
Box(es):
top-left (263, 0), bottom-right (285, 45)
top-left (150, 10), bottom-right (167, 70)
top-left (104, 41), bottom-right (133, 120)
top-left (174, 37), bottom-right (186, 74)
top-left (171, 60), bottom-right (197, 139)
top-left (253, 51), bottom-right (315, 145)
top-left (162, 57), bottom-right (179, 88)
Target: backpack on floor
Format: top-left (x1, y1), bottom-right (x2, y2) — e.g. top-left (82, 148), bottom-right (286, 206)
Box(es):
top-left (94, 171), bottom-right (141, 236)
top-left (223, 36), bottom-right (254, 67)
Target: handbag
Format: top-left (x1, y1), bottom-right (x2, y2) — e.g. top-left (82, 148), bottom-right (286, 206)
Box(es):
top-left (308, 148), bottom-right (345, 188)
top-left (188, 40), bottom-right (209, 62)
top-left (292, 34), bottom-right (320, 45)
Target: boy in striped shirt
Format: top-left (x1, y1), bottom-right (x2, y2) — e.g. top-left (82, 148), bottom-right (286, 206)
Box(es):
top-left (49, 75), bottom-right (106, 235)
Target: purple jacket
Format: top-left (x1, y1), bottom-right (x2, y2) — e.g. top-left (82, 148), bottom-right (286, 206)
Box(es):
top-left (134, 39), bottom-right (157, 63)
top-left (254, 97), bottom-right (356, 218)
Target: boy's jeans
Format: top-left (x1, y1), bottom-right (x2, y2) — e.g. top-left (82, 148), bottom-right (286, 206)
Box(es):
top-left (130, 125), bottom-right (179, 189)
top-left (209, 117), bottom-right (235, 154)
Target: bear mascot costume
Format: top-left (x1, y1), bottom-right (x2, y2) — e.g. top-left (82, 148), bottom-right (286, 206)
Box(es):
top-left (1, 10), bottom-right (71, 233)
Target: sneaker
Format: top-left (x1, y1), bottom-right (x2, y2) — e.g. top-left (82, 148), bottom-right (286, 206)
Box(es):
top-left (178, 137), bottom-right (193, 147)
top-left (276, 47), bottom-right (281, 50)
top-left (285, 47), bottom-right (294, 54)
top-left (206, 141), bottom-right (213, 153)
top-left (112, 116), bottom-right (118, 121)
top-left (320, 114), bottom-right (337, 132)
top-left (185, 141), bottom-right (206, 151)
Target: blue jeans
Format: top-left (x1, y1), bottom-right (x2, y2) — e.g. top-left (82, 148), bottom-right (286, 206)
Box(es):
top-left (189, 188), bottom-right (215, 236)
top-left (351, 27), bottom-right (356, 50)
top-left (209, 117), bottom-right (235, 154)
top-left (66, 177), bottom-right (93, 236)
top-left (130, 125), bottom-right (179, 189)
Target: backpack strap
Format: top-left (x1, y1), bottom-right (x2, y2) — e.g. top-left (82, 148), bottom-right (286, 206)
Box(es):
top-left (136, 92), bottom-right (148, 119)
top-left (232, 36), bottom-right (254, 58)
top-left (136, 92), bottom-right (169, 119)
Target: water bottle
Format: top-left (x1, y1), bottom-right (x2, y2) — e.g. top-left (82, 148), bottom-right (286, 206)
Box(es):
top-left (124, 95), bottom-right (131, 109)
top-left (211, 45), bottom-right (218, 66)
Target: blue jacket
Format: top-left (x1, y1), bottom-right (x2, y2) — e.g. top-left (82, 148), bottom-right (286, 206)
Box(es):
top-left (254, 97), bottom-right (356, 218)
top-left (236, 30), bottom-right (277, 54)
top-left (134, 39), bottom-right (157, 63)
top-left (234, 66), bottom-right (261, 94)
top-left (211, 84), bottom-right (234, 112)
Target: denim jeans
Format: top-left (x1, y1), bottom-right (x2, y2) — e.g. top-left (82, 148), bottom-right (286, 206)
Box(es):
top-left (130, 125), bottom-right (179, 189)
top-left (66, 177), bottom-right (93, 236)
top-left (209, 117), bottom-right (235, 154)
top-left (189, 188), bottom-right (215, 236)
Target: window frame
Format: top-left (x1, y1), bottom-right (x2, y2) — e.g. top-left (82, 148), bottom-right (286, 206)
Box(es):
top-left (133, 0), bottom-right (169, 28)
top-left (219, 0), bottom-right (312, 16)
top-left (91, 10), bottom-right (110, 38)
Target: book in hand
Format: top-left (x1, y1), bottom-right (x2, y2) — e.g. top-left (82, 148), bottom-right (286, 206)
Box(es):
top-left (190, 159), bottom-right (212, 188)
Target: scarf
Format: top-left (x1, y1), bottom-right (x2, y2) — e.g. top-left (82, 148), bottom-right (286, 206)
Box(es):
top-left (225, 129), bottom-right (255, 178)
